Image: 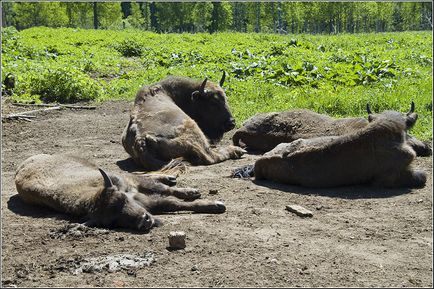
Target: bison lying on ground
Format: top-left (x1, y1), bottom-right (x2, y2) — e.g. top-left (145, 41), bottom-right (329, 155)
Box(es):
top-left (122, 73), bottom-right (245, 171)
top-left (232, 108), bottom-right (426, 188)
top-left (15, 154), bottom-right (226, 231)
top-left (232, 102), bottom-right (431, 157)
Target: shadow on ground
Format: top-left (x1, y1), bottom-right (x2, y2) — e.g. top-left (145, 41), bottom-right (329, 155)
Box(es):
top-left (252, 179), bottom-right (413, 199)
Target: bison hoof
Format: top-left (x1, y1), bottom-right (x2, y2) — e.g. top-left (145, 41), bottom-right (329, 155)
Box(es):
top-left (213, 201), bottom-right (226, 213)
top-left (230, 146), bottom-right (246, 159)
top-left (164, 175), bottom-right (177, 186)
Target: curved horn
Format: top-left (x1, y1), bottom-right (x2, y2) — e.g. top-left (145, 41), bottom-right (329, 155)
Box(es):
top-left (219, 71), bottom-right (226, 87)
top-left (199, 78), bottom-right (207, 94)
top-left (99, 168), bottom-right (114, 188)
top-left (366, 103), bottom-right (372, 115)
top-left (407, 101), bottom-right (415, 115)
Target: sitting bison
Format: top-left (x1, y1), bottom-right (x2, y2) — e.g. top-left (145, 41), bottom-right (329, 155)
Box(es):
top-left (15, 154), bottom-right (226, 231)
top-left (232, 108), bottom-right (426, 188)
top-left (233, 102), bottom-right (431, 157)
top-left (122, 73), bottom-right (245, 171)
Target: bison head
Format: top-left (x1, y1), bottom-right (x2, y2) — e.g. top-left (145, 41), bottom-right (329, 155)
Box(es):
top-left (366, 101), bottom-right (418, 131)
top-left (190, 72), bottom-right (236, 143)
top-left (88, 168), bottom-right (157, 232)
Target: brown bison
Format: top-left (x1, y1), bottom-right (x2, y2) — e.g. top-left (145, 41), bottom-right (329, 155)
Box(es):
top-left (15, 154), bottom-right (226, 231)
top-left (122, 73), bottom-right (245, 171)
top-left (233, 108), bottom-right (427, 188)
top-left (232, 102), bottom-right (431, 157)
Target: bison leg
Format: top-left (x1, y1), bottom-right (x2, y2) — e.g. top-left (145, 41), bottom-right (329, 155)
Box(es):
top-left (188, 145), bottom-right (246, 165)
top-left (395, 169), bottom-right (427, 188)
top-left (135, 173), bottom-right (177, 186)
top-left (373, 169), bottom-right (427, 188)
top-left (146, 197), bottom-right (226, 214)
top-left (406, 134), bottom-right (432, 157)
top-left (134, 177), bottom-right (201, 200)
top-left (142, 134), bottom-right (246, 165)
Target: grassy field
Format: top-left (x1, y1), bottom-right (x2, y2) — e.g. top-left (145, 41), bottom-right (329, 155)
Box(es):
top-left (2, 27), bottom-right (432, 140)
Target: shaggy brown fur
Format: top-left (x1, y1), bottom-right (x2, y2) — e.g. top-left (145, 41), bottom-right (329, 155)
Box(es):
top-left (15, 154), bottom-right (226, 231)
top-left (122, 74), bottom-right (245, 171)
top-left (234, 110), bottom-right (426, 188)
top-left (233, 103), bottom-right (431, 157)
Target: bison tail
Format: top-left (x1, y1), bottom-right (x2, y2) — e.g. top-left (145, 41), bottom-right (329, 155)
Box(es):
top-left (159, 158), bottom-right (190, 176)
top-left (231, 164), bottom-right (255, 178)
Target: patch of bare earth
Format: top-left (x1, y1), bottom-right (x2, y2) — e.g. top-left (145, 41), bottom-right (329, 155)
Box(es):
top-left (1, 100), bottom-right (432, 287)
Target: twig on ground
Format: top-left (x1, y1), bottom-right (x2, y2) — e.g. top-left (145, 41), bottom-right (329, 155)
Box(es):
top-left (11, 103), bottom-right (97, 110)
top-left (2, 106), bottom-right (61, 121)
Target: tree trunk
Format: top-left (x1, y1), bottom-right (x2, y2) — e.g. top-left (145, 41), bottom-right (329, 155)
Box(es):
top-left (255, 2), bottom-right (261, 33)
top-left (210, 2), bottom-right (219, 33)
top-left (277, 1), bottom-right (282, 33)
top-left (121, 2), bottom-right (132, 19)
top-left (150, 2), bottom-right (158, 32)
top-left (93, 2), bottom-right (98, 29)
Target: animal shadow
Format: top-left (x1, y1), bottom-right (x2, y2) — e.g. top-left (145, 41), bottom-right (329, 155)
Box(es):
top-left (116, 157), bottom-right (143, 173)
top-left (7, 194), bottom-right (152, 235)
top-left (252, 179), bottom-right (413, 199)
top-left (7, 194), bottom-right (81, 222)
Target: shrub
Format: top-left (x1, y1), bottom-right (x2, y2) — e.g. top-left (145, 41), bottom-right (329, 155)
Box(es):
top-left (115, 39), bottom-right (144, 57)
top-left (29, 67), bottom-right (102, 103)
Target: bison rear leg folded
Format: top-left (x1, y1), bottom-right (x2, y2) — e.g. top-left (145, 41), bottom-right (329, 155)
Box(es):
top-left (147, 197), bottom-right (226, 214)
top-left (373, 169), bottom-right (427, 188)
top-left (201, 145), bottom-right (246, 164)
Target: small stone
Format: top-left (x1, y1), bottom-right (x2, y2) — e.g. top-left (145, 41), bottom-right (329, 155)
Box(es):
top-left (107, 261), bottom-right (119, 273)
top-left (285, 205), bottom-right (313, 218)
top-left (209, 189), bottom-right (219, 195)
top-left (191, 265), bottom-right (199, 271)
top-left (417, 199), bottom-right (423, 203)
top-left (168, 231), bottom-right (186, 249)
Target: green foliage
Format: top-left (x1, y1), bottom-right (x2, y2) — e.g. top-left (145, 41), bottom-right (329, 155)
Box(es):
top-left (2, 27), bottom-right (432, 141)
top-left (28, 67), bottom-right (102, 103)
top-left (114, 38), bottom-right (144, 57)
top-left (3, 2), bottom-right (431, 33)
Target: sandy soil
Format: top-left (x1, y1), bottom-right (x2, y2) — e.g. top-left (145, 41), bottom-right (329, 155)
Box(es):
top-left (1, 100), bottom-right (432, 287)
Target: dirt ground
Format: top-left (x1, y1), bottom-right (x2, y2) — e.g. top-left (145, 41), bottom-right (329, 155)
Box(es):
top-left (1, 100), bottom-right (432, 287)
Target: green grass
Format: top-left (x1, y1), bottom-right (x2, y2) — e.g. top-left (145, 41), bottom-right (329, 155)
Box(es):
top-left (2, 27), bottom-right (432, 140)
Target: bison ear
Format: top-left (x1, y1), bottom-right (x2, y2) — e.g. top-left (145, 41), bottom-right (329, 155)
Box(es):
top-left (191, 90), bottom-right (201, 102)
top-left (219, 71), bottom-right (226, 87)
top-left (407, 101), bottom-right (415, 116)
top-left (405, 113), bottom-right (418, 130)
top-left (99, 168), bottom-right (114, 188)
top-left (366, 103), bottom-right (373, 115)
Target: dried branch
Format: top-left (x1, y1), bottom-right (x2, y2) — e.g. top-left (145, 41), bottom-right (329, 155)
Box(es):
top-left (11, 103), bottom-right (97, 110)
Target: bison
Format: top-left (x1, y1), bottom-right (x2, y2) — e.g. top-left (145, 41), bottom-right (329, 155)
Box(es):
top-left (232, 102), bottom-right (431, 157)
top-left (15, 154), bottom-right (226, 231)
top-left (122, 73), bottom-right (246, 171)
top-left (232, 108), bottom-right (427, 188)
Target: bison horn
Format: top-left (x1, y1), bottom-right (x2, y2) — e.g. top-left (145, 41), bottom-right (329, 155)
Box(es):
top-left (200, 78), bottom-right (207, 94)
top-left (99, 168), bottom-right (114, 188)
top-left (407, 101), bottom-right (415, 115)
top-left (219, 71), bottom-right (226, 87)
top-left (366, 103), bottom-right (373, 115)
